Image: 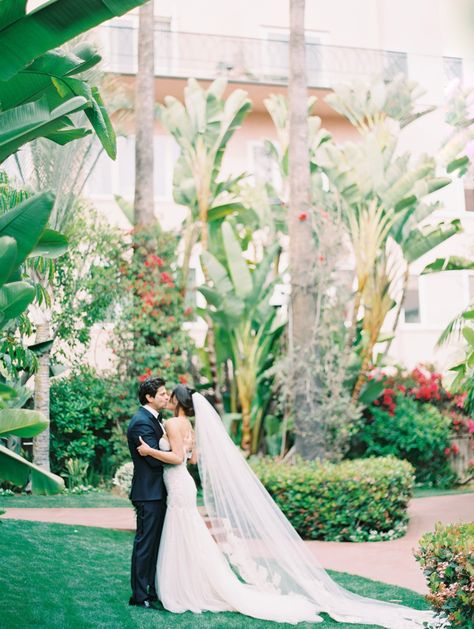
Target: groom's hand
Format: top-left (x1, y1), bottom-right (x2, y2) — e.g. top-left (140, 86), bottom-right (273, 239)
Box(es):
top-left (137, 435), bottom-right (152, 457)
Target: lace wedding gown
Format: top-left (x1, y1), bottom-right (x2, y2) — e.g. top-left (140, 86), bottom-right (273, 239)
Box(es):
top-left (156, 436), bottom-right (320, 623)
top-left (155, 396), bottom-right (435, 628)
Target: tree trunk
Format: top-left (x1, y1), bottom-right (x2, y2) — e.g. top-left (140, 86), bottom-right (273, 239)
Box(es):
top-left (134, 1), bottom-right (155, 227)
top-left (288, 0), bottom-right (324, 459)
top-left (33, 321), bottom-right (51, 471)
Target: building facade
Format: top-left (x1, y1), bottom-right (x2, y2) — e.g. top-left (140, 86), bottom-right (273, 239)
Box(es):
top-left (58, 1), bottom-right (474, 369)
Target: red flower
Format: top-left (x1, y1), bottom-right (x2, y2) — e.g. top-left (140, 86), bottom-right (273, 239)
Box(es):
top-left (451, 443), bottom-right (460, 456)
top-left (444, 447), bottom-right (451, 456)
top-left (160, 272), bottom-right (174, 287)
top-left (184, 307), bottom-right (193, 317)
top-left (318, 255), bottom-right (325, 263)
top-left (468, 419), bottom-right (474, 434)
top-left (298, 212), bottom-right (308, 221)
top-left (178, 374), bottom-right (188, 384)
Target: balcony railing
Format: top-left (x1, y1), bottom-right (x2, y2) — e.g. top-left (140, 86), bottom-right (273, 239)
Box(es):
top-left (102, 25), bottom-right (463, 92)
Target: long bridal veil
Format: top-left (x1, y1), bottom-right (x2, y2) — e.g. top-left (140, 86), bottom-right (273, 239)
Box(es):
top-left (192, 392), bottom-right (434, 629)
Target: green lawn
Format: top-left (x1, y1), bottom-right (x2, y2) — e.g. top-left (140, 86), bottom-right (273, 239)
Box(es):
top-left (0, 488), bottom-right (205, 509)
top-left (0, 490), bottom-right (130, 509)
top-left (0, 519), bottom-right (430, 629)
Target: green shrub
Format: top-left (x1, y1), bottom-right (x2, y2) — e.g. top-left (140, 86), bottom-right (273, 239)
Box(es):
top-left (251, 456), bottom-right (414, 541)
top-left (350, 395), bottom-right (455, 487)
top-left (50, 366), bottom-right (129, 484)
top-left (415, 522), bottom-right (474, 628)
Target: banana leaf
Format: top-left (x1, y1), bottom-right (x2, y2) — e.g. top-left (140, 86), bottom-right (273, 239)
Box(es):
top-left (0, 443), bottom-right (64, 494)
top-left (0, 408), bottom-right (48, 438)
top-left (0, 0), bottom-right (149, 81)
top-left (0, 191), bottom-right (54, 268)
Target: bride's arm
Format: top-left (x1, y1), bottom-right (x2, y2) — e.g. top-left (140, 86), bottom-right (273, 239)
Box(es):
top-left (137, 430), bottom-right (184, 465)
top-left (187, 431), bottom-right (197, 465)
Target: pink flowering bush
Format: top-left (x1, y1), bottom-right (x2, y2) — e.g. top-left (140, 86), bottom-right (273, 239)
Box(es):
top-left (351, 365), bottom-right (473, 485)
top-left (115, 227), bottom-right (195, 386)
top-left (415, 522), bottom-right (474, 628)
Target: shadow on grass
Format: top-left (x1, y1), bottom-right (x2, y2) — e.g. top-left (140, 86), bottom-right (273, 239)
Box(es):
top-left (0, 519), bottom-right (430, 629)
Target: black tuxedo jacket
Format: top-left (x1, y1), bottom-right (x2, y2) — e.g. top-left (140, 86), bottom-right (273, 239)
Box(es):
top-left (127, 406), bottom-right (166, 501)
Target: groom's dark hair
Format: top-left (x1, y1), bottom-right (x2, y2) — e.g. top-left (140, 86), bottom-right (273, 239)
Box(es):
top-left (138, 377), bottom-right (166, 405)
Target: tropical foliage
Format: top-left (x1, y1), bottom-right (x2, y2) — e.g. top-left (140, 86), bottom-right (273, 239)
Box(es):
top-left (319, 77), bottom-right (473, 401)
top-left (199, 222), bottom-right (284, 452)
top-left (0, 0), bottom-right (148, 490)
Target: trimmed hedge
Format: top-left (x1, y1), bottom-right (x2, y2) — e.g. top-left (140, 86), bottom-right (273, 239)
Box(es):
top-left (251, 456), bottom-right (415, 542)
top-left (415, 522), bottom-right (474, 628)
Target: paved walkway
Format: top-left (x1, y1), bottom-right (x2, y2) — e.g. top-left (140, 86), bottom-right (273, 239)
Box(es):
top-left (2, 494), bottom-right (473, 594)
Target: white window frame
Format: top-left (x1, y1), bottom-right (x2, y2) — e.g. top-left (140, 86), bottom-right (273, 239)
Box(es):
top-left (260, 26), bottom-right (330, 84)
top-left (248, 139), bottom-right (281, 190)
top-left (400, 274), bottom-right (424, 327)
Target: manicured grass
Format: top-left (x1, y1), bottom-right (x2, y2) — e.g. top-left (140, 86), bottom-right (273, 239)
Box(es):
top-left (0, 519), bottom-right (430, 629)
top-left (0, 488), bottom-right (205, 508)
top-left (413, 485), bottom-right (474, 498)
top-left (0, 490), bottom-right (130, 508)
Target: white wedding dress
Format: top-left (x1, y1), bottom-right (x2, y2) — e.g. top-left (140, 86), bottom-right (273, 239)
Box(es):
top-left (155, 394), bottom-right (435, 628)
top-left (156, 435), bottom-right (320, 623)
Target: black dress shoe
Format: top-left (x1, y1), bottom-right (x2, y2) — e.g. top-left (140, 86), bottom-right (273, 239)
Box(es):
top-left (129, 598), bottom-right (154, 609)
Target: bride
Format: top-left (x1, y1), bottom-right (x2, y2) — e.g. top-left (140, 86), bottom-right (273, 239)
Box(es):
top-left (136, 384), bottom-right (434, 628)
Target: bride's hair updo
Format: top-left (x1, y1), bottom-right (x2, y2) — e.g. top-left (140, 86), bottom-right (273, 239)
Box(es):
top-left (172, 384), bottom-right (195, 417)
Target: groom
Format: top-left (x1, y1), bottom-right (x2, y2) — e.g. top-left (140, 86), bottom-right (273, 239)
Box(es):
top-left (127, 376), bottom-right (171, 609)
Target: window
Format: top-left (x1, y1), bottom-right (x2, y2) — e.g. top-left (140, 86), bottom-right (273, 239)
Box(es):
top-left (443, 56), bottom-right (463, 84)
top-left (87, 144), bottom-right (112, 195)
top-left (109, 19), bottom-right (137, 73)
top-left (403, 276), bottom-right (421, 323)
top-left (117, 135), bottom-right (135, 197)
top-left (154, 135), bottom-right (180, 199)
top-left (154, 16), bottom-right (172, 74)
top-left (263, 27), bottom-right (328, 84)
top-left (384, 51), bottom-right (408, 81)
top-left (251, 142), bottom-right (280, 189)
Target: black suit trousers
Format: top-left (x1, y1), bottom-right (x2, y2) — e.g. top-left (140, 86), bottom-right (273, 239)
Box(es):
top-left (130, 499), bottom-right (167, 602)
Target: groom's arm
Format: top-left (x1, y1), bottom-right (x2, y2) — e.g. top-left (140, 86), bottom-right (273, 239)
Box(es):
top-left (129, 420), bottom-right (163, 469)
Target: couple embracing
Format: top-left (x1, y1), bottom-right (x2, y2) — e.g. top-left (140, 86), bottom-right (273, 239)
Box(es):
top-left (127, 376), bottom-right (433, 627)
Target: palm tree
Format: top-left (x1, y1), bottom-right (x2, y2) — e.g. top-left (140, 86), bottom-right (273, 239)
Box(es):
top-left (134, 1), bottom-right (155, 227)
top-left (288, 0), bottom-right (324, 459)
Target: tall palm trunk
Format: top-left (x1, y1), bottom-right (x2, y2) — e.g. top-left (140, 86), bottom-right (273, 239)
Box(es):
top-left (288, 0), bottom-right (324, 459)
top-left (134, 1), bottom-right (155, 228)
top-left (33, 321), bottom-right (51, 471)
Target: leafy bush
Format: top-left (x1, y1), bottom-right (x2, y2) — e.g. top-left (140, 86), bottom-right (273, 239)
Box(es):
top-left (50, 366), bottom-right (129, 483)
top-left (251, 456), bottom-right (414, 541)
top-left (115, 227), bottom-right (195, 385)
top-left (415, 522), bottom-right (474, 628)
top-left (350, 395), bottom-right (455, 487)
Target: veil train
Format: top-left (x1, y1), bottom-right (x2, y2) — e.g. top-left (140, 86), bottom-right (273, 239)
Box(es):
top-left (192, 392), bottom-right (434, 629)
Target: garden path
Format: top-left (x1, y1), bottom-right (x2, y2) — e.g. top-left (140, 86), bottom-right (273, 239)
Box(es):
top-left (2, 494), bottom-right (472, 594)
